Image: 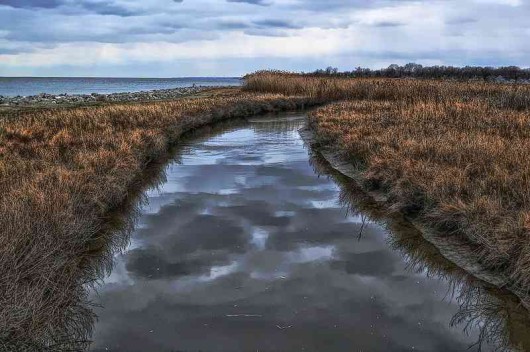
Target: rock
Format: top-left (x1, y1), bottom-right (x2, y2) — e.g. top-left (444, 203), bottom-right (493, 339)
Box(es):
top-left (0, 85), bottom-right (213, 107)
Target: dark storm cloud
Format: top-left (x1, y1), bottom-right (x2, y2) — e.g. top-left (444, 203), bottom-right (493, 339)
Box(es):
top-left (286, 0), bottom-right (451, 14)
top-left (0, 0), bottom-right (380, 52)
top-left (2, 0), bottom-right (530, 75)
top-left (2, 23), bottom-right (170, 43)
top-left (217, 20), bottom-right (251, 29)
top-left (226, 0), bottom-right (270, 6)
top-left (0, 0), bottom-right (142, 16)
top-left (78, 0), bottom-right (182, 16)
top-left (445, 16), bottom-right (478, 25)
top-left (290, 0), bottom-right (374, 11)
top-left (0, 0), bottom-right (63, 8)
top-left (78, 1), bottom-right (141, 17)
top-left (252, 19), bottom-right (301, 29)
top-left (0, 47), bottom-right (33, 54)
top-left (372, 21), bottom-right (405, 27)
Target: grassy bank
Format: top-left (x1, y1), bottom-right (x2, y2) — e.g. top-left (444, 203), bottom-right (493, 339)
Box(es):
top-left (309, 151), bottom-right (530, 352)
top-left (5, 73), bottom-right (530, 348)
top-left (0, 88), bottom-right (316, 349)
top-left (245, 72), bottom-right (530, 298)
top-left (245, 71), bottom-right (530, 109)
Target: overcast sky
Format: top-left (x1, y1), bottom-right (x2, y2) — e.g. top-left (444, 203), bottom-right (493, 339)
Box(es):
top-left (0, 0), bottom-right (528, 77)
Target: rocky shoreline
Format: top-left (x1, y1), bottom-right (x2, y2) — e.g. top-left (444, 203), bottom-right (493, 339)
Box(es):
top-left (0, 86), bottom-right (214, 107)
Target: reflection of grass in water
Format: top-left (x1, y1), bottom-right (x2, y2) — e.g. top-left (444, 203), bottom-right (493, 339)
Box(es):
top-left (246, 72), bottom-right (530, 303)
top-left (3, 144), bottom-right (172, 352)
top-left (0, 92), bottom-right (318, 350)
top-left (308, 149), bottom-right (530, 352)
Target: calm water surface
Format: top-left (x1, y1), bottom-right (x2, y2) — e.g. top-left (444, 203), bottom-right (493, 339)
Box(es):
top-left (0, 77), bottom-right (241, 97)
top-left (89, 113), bottom-right (512, 351)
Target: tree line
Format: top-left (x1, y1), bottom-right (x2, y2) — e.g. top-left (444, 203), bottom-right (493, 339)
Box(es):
top-left (310, 64), bottom-right (530, 81)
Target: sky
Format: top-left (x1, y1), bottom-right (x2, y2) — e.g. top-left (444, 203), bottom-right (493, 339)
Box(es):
top-left (0, 0), bottom-right (529, 77)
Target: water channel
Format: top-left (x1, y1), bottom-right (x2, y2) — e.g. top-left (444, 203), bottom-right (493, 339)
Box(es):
top-left (89, 112), bottom-right (529, 352)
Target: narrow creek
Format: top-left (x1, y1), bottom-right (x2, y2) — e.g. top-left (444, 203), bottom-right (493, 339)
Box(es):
top-left (89, 112), bottom-right (529, 352)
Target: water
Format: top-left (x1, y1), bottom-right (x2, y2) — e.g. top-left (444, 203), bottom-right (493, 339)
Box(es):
top-left (89, 113), bottom-right (527, 352)
top-left (0, 77), bottom-right (241, 97)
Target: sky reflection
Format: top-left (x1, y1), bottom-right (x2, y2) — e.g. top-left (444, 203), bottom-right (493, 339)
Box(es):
top-left (89, 113), bottom-right (497, 352)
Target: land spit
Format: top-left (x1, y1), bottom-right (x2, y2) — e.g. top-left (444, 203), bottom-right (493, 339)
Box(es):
top-left (0, 86), bottom-right (212, 107)
top-left (0, 89), bottom-right (319, 350)
top-left (244, 71), bottom-right (530, 307)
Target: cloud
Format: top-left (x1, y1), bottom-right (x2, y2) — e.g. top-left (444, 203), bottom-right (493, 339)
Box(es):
top-left (0, 0), bottom-right (63, 8)
top-left (371, 21), bottom-right (405, 27)
top-left (89, 116), bottom-right (489, 352)
top-left (252, 19), bottom-right (301, 29)
top-left (1, 0), bottom-right (530, 76)
top-left (445, 16), bottom-right (478, 25)
top-left (78, 1), bottom-right (142, 17)
top-left (226, 0), bottom-right (271, 6)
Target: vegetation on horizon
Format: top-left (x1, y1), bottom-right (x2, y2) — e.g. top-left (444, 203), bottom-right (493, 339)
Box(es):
top-left (244, 71), bottom-right (530, 302)
top-left (309, 63), bottom-right (530, 81)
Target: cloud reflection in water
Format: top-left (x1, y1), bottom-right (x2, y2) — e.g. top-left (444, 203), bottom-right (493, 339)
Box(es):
top-left (89, 113), bottom-right (516, 352)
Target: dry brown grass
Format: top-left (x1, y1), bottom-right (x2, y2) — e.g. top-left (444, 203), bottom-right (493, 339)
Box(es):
top-left (246, 72), bottom-right (530, 298)
top-left (309, 151), bottom-right (530, 352)
top-left (244, 71), bottom-right (530, 110)
top-left (5, 72), bottom-right (530, 349)
top-left (0, 89), bottom-right (316, 349)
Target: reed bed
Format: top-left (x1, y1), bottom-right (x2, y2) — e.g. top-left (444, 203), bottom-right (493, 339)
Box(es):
top-left (245, 72), bottom-right (530, 297)
top-left (0, 90), bottom-right (315, 349)
top-left (244, 71), bottom-right (530, 110)
top-left (309, 151), bottom-right (530, 352)
top-left (5, 71), bottom-right (530, 349)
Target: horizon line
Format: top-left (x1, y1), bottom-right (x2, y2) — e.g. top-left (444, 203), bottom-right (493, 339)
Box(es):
top-left (0, 76), bottom-right (243, 79)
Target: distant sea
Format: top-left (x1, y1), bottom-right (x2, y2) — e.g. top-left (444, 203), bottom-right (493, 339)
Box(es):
top-left (0, 77), bottom-right (242, 97)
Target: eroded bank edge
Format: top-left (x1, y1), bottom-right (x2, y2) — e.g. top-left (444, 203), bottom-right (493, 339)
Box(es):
top-left (299, 126), bottom-right (530, 312)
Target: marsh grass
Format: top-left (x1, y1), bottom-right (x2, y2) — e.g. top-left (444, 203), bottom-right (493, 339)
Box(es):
top-left (244, 71), bottom-right (530, 109)
top-left (309, 151), bottom-right (530, 352)
top-left (0, 91), bottom-right (316, 349)
top-left (246, 72), bottom-right (530, 303)
top-left (5, 71), bottom-right (530, 349)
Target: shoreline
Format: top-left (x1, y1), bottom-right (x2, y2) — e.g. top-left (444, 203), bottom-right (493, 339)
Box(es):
top-left (0, 85), bottom-right (217, 107)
